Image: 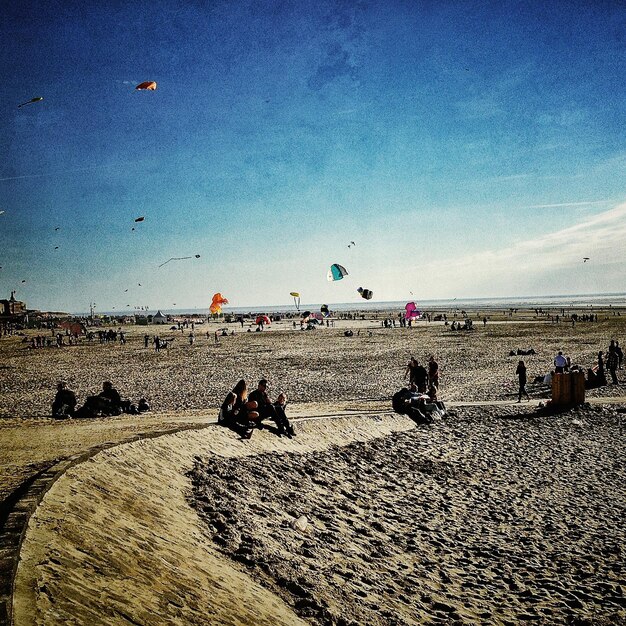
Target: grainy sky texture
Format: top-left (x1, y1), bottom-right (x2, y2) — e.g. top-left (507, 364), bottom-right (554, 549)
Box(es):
top-left (1, 1), bottom-right (625, 312)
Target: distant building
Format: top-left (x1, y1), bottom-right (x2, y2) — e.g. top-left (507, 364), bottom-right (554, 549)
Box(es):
top-left (0, 291), bottom-right (28, 333)
top-left (152, 310), bottom-right (168, 325)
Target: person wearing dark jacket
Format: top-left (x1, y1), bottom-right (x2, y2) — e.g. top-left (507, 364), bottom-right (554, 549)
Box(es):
top-left (248, 379), bottom-right (294, 437)
top-left (77, 381), bottom-right (129, 417)
top-left (516, 360), bottom-right (530, 402)
top-left (99, 381), bottom-right (122, 407)
top-left (391, 386), bottom-right (432, 424)
top-left (248, 379), bottom-right (279, 427)
top-left (52, 381), bottom-right (77, 418)
top-left (273, 392), bottom-right (296, 438)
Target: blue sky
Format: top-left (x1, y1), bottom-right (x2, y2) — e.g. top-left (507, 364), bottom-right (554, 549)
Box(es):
top-left (1, 1), bottom-right (625, 313)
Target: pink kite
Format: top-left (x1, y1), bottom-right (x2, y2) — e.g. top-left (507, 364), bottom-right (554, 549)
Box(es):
top-left (405, 301), bottom-right (421, 320)
top-left (255, 315), bottom-right (271, 326)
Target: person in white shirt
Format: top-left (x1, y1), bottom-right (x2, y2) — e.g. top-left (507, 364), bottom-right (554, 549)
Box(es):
top-left (554, 351), bottom-right (568, 374)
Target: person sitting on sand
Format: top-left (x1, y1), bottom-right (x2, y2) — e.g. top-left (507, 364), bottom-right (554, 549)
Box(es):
top-left (248, 379), bottom-right (291, 437)
top-left (99, 381), bottom-right (131, 413)
top-left (51, 381), bottom-right (77, 419)
top-left (218, 379), bottom-right (259, 439)
top-left (137, 398), bottom-right (150, 413)
top-left (76, 381), bottom-right (129, 418)
top-left (554, 351), bottom-right (567, 374)
top-left (426, 384), bottom-right (447, 413)
top-left (392, 386), bottom-right (432, 425)
top-left (273, 392), bottom-right (296, 438)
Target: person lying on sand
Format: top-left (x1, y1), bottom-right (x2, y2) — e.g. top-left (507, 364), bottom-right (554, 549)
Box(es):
top-left (218, 379), bottom-right (259, 439)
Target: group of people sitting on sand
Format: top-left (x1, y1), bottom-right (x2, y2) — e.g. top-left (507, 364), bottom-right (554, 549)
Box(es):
top-left (52, 381), bottom-right (150, 419)
top-left (219, 378), bottom-right (296, 439)
top-left (392, 383), bottom-right (446, 424)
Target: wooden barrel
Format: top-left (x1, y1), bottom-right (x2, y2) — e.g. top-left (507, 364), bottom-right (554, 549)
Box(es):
top-left (551, 373), bottom-right (569, 406)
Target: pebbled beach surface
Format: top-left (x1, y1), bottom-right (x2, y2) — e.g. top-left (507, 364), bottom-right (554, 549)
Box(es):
top-left (189, 405), bottom-right (626, 625)
top-left (1, 316), bottom-right (625, 422)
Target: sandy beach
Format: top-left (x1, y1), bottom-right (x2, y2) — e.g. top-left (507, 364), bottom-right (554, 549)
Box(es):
top-left (190, 405), bottom-right (626, 625)
top-left (2, 311), bottom-right (626, 625)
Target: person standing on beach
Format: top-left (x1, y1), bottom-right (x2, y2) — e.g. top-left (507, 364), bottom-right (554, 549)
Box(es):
top-left (405, 357), bottom-right (419, 386)
top-left (597, 351), bottom-right (607, 385)
top-left (606, 349), bottom-right (619, 385)
top-left (616, 341), bottom-right (623, 369)
top-left (515, 360), bottom-right (530, 402)
top-left (428, 356), bottom-right (439, 390)
top-left (413, 360), bottom-right (428, 393)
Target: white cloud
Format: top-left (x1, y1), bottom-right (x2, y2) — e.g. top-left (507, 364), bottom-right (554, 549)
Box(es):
top-left (523, 200), bottom-right (611, 209)
top-left (384, 200), bottom-right (626, 299)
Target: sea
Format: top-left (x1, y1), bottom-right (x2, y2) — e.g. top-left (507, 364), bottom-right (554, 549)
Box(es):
top-left (131, 292), bottom-right (626, 318)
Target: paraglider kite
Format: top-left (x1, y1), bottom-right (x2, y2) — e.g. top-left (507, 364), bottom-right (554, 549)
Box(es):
top-left (327, 264), bottom-right (348, 281)
top-left (135, 82), bottom-right (157, 91)
top-left (357, 287), bottom-right (373, 300)
top-left (134, 216), bottom-right (145, 223)
top-left (210, 293), bottom-right (229, 315)
top-left (290, 292), bottom-right (301, 311)
top-left (255, 314), bottom-right (271, 326)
